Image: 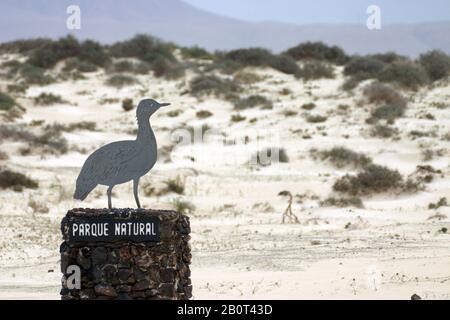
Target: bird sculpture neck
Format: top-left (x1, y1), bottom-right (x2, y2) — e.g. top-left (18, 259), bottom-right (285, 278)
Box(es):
top-left (136, 116), bottom-right (156, 146)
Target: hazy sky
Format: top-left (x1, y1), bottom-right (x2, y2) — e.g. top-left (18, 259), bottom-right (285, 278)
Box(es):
top-left (184, 0), bottom-right (450, 25)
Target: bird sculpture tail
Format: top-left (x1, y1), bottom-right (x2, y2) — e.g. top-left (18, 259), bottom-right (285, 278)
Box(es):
top-left (73, 183), bottom-right (96, 201)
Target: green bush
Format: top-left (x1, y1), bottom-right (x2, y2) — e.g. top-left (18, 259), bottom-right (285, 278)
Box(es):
top-left (196, 110), bottom-right (213, 119)
top-left (224, 48), bottom-right (273, 66)
top-left (363, 82), bottom-right (407, 108)
top-left (151, 56), bottom-right (185, 79)
top-left (189, 75), bottom-right (240, 98)
top-left (110, 34), bottom-right (176, 63)
top-left (344, 56), bottom-right (385, 79)
top-left (0, 92), bottom-right (16, 111)
top-left (0, 168), bottom-right (38, 191)
top-left (105, 74), bottom-right (137, 88)
top-left (231, 114), bottom-right (246, 122)
top-left (377, 61), bottom-right (429, 89)
top-left (370, 104), bottom-right (406, 122)
top-left (333, 164), bottom-right (403, 195)
top-left (0, 38), bottom-right (52, 54)
top-left (63, 58), bottom-right (98, 73)
top-left (33, 93), bottom-right (64, 106)
top-left (370, 125), bottom-right (398, 139)
top-left (18, 63), bottom-right (54, 85)
top-left (181, 46), bottom-right (213, 60)
top-left (306, 114), bottom-right (327, 123)
top-left (234, 95), bottom-right (272, 110)
top-left (418, 50), bottom-right (450, 81)
top-left (267, 54), bottom-right (300, 75)
top-left (301, 102), bottom-right (316, 110)
top-left (28, 35), bottom-right (81, 68)
top-left (122, 98), bottom-right (134, 112)
top-left (298, 60), bottom-right (334, 80)
top-left (318, 147), bottom-right (372, 169)
top-left (321, 196), bottom-right (363, 208)
top-left (370, 52), bottom-right (409, 64)
top-left (284, 42), bottom-right (349, 65)
top-left (78, 40), bottom-right (110, 67)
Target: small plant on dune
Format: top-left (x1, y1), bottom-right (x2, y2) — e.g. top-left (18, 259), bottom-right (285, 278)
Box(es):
top-left (306, 114), bottom-right (327, 123)
top-left (284, 41), bottom-right (349, 65)
top-left (377, 61), bottom-right (429, 89)
top-left (298, 60), bottom-right (335, 80)
top-left (344, 56), bottom-right (385, 79)
top-left (196, 110), bottom-right (213, 119)
top-left (106, 74), bottom-right (137, 88)
top-left (231, 114), bottom-right (246, 122)
top-left (321, 196), bottom-right (364, 208)
top-left (16, 63), bottom-right (54, 85)
top-left (122, 98), bottom-right (134, 112)
top-left (363, 82), bottom-right (407, 107)
top-left (63, 57), bottom-right (98, 73)
top-left (164, 176), bottom-right (185, 195)
top-left (370, 124), bottom-right (399, 139)
top-left (0, 150), bottom-right (9, 161)
top-left (33, 93), bottom-right (65, 106)
top-left (418, 50), bottom-right (450, 81)
top-left (189, 74), bottom-right (241, 99)
top-left (233, 71), bottom-right (262, 84)
top-left (301, 102), bottom-right (316, 111)
top-left (170, 197), bottom-right (195, 215)
top-left (428, 197), bottom-right (448, 210)
top-left (370, 104), bottom-right (406, 122)
top-left (0, 168), bottom-right (38, 191)
top-left (0, 92), bottom-right (17, 111)
top-left (317, 147), bottom-right (372, 169)
top-left (234, 95), bottom-right (273, 110)
top-left (180, 46), bottom-right (213, 60)
top-left (333, 164), bottom-right (404, 196)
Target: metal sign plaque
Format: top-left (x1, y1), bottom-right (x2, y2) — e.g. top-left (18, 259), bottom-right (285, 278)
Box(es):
top-left (68, 217), bottom-right (160, 242)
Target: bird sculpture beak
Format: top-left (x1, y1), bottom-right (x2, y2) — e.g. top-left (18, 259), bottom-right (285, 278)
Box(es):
top-left (159, 103), bottom-right (170, 107)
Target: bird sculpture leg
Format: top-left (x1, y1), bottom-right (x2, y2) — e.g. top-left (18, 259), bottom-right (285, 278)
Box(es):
top-left (107, 186), bottom-right (113, 209)
top-left (133, 178), bottom-right (141, 208)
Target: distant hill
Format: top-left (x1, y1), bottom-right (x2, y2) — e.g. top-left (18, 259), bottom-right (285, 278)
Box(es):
top-left (1, 0), bottom-right (449, 57)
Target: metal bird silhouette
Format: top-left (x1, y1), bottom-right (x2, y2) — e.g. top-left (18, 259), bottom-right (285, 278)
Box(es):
top-left (73, 99), bottom-right (169, 209)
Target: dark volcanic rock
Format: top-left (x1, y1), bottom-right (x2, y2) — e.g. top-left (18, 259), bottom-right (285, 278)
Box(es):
top-left (60, 208), bottom-right (192, 300)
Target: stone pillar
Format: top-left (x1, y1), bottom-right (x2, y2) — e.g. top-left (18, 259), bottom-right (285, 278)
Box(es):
top-left (60, 208), bottom-right (192, 300)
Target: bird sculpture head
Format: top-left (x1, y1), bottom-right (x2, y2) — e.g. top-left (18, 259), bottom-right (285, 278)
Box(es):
top-left (136, 99), bottom-right (170, 119)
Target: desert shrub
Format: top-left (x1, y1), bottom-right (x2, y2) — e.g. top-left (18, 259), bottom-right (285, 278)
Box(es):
top-left (428, 197), bottom-right (448, 210)
top-left (189, 75), bottom-right (240, 98)
top-left (370, 125), bottom-right (398, 138)
top-left (224, 48), bottom-right (273, 66)
top-left (164, 176), bottom-right (185, 194)
top-left (215, 48), bottom-right (300, 75)
top-left (110, 61), bottom-right (135, 73)
top-left (370, 52), bottom-right (409, 64)
top-left (298, 60), bottom-right (334, 80)
top-left (418, 50), bottom-right (450, 81)
top-left (0, 125), bottom-right (68, 154)
top-left (110, 34), bottom-right (176, 62)
top-left (0, 168), bottom-right (38, 191)
top-left (33, 93), bottom-right (64, 106)
top-left (333, 164), bottom-right (403, 196)
top-left (230, 114), bottom-right (246, 122)
top-left (283, 110), bottom-right (297, 116)
top-left (306, 114), bottom-right (327, 123)
top-left (0, 150), bottom-right (8, 160)
top-left (181, 46), bottom-right (213, 60)
top-left (344, 56), bottom-right (385, 78)
top-left (7, 82), bottom-right (29, 94)
top-left (234, 95), bottom-right (272, 110)
top-left (105, 74), bottom-right (137, 88)
top-left (170, 197), bottom-right (195, 215)
top-left (122, 98), bottom-right (134, 112)
top-left (284, 42), bottom-right (349, 65)
top-left (0, 92), bottom-right (16, 111)
top-left (18, 63), bottom-right (54, 85)
top-left (46, 122), bottom-right (97, 132)
top-left (196, 110), bottom-right (213, 119)
top-left (363, 82), bottom-right (407, 108)
top-left (28, 35), bottom-right (81, 69)
top-left (63, 57), bottom-right (98, 73)
top-left (0, 38), bottom-right (53, 54)
top-left (252, 147), bottom-right (289, 166)
top-left (321, 196), bottom-right (363, 208)
top-left (78, 40), bottom-right (110, 67)
top-left (377, 61), bottom-right (429, 89)
top-left (268, 54), bottom-right (300, 75)
top-left (370, 104), bottom-right (406, 122)
top-left (151, 56), bottom-right (185, 79)
top-left (318, 147), bottom-right (372, 169)
top-left (301, 102), bottom-right (316, 110)
top-left (234, 71), bottom-right (262, 84)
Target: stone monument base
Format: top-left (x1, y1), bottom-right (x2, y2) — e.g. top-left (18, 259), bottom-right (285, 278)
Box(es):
top-left (60, 208), bottom-right (192, 300)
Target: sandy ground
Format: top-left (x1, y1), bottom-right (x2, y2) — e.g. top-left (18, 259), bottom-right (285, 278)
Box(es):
top-left (0, 60), bottom-right (450, 299)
